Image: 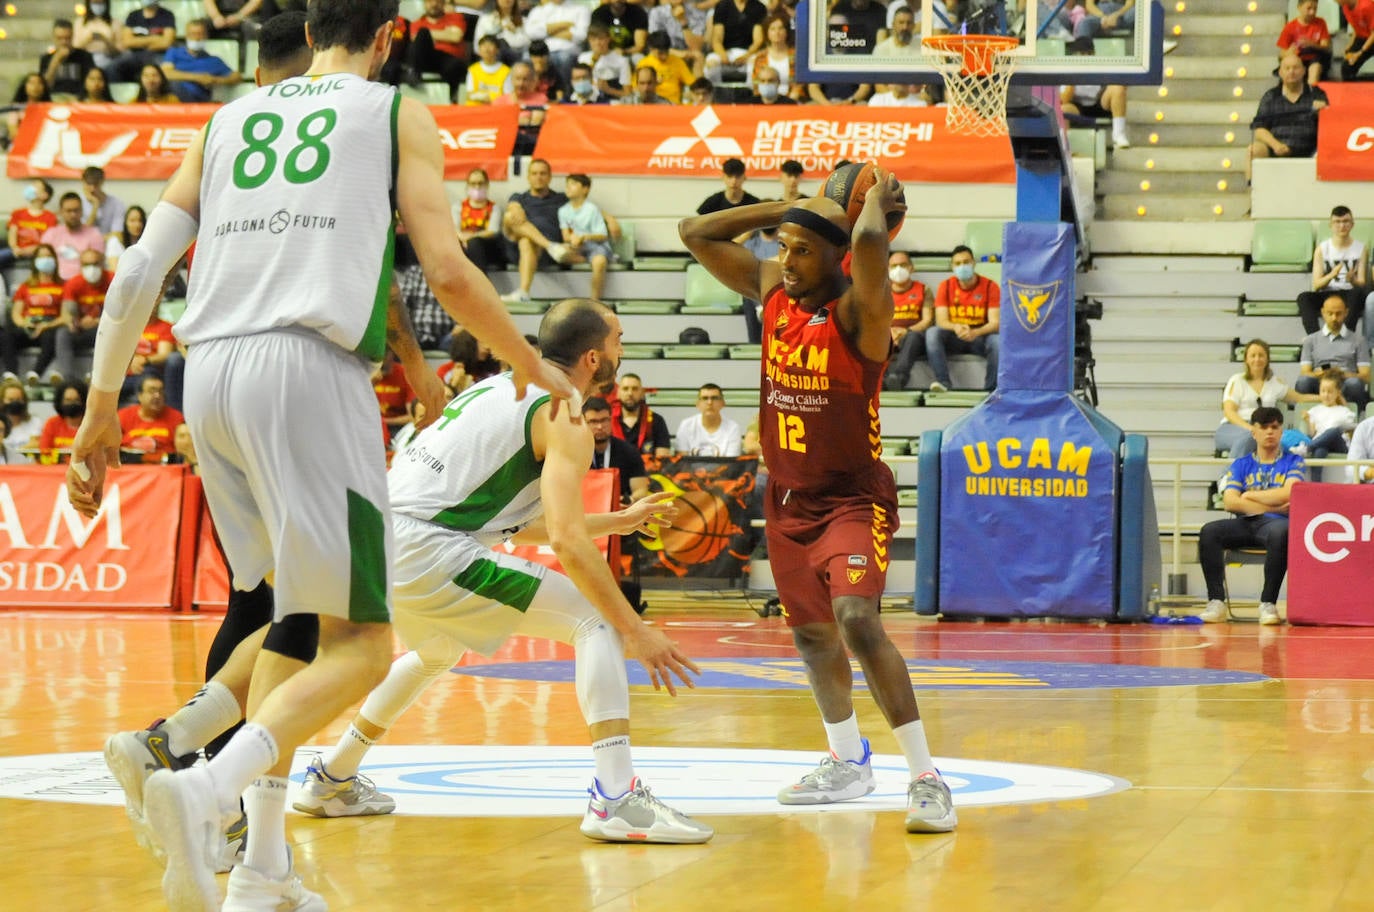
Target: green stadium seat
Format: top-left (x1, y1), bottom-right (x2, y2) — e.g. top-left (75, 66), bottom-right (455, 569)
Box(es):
top-left (204, 39), bottom-right (240, 69)
top-left (632, 255), bottom-right (691, 271)
top-left (974, 261), bottom-right (1002, 284)
top-left (683, 263), bottom-right (743, 314)
top-left (647, 389), bottom-right (698, 407)
top-left (879, 391), bottom-right (922, 407)
top-left (621, 343), bottom-right (665, 359)
top-left (925, 390), bottom-right (989, 407)
top-left (663, 344), bottom-right (729, 359)
top-left (242, 37), bottom-right (258, 77)
top-left (1250, 220), bottom-right (1314, 272)
top-left (159, 298), bottom-right (187, 323)
top-left (615, 299), bottom-right (680, 314)
top-left (727, 344), bottom-right (761, 360)
top-left (1240, 300), bottom-right (1298, 317)
top-left (897, 488), bottom-right (919, 507)
top-left (400, 82), bottom-right (450, 105)
top-left (963, 220), bottom-right (1005, 261)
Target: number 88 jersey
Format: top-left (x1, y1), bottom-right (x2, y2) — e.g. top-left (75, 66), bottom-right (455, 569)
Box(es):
top-left (179, 74), bottom-right (400, 363)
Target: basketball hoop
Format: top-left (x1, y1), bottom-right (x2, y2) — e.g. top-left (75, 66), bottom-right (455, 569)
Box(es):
top-left (922, 35), bottom-right (1022, 137)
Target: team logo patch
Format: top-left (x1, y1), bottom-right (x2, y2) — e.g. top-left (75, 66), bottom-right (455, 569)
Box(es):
top-left (1007, 279), bottom-right (1061, 333)
top-left (846, 568), bottom-right (866, 585)
top-left (847, 555), bottom-right (868, 566)
top-left (806, 305), bottom-right (830, 326)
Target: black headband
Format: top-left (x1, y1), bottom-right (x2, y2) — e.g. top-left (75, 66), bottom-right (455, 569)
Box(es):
top-left (779, 207), bottom-right (850, 248)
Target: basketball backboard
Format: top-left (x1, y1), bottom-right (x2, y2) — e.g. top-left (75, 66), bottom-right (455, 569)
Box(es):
top-left (797, 0), bottom-right (1165, 86)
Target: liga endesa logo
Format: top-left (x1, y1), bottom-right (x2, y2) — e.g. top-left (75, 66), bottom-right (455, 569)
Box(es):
top-left (1302, 511), bottom-right (1374, 563)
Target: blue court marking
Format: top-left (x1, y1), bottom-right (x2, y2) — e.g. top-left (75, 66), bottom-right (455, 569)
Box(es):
top-left (449, 657), bottom-right (1267, 691)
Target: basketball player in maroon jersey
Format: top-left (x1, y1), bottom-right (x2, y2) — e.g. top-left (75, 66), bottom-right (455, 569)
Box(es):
top-left (679, 170), bottom-right (956, 833)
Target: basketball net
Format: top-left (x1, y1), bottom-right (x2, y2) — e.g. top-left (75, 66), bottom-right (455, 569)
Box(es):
top-left (922, 35), bottom-right (1021, 137)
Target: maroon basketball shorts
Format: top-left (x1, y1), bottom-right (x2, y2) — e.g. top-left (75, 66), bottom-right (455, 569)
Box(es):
top-left (764, 469), bottom-right (899, 627)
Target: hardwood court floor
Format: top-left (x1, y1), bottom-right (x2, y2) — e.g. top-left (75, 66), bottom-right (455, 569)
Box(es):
top-left (3, 603), bottom-right (1374, 912)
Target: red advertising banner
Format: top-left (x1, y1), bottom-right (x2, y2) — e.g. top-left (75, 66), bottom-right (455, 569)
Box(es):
top-left (0, 464), bottom-right (184, 609)
top-left (1315, 83), bottom-right (1373, 181)
top-left (533, 105), bottom-right (1015, 183)
top-left (6, 103), bottom-right (519, 181)
top-left (1287, 482), bottom-right (1374, 625)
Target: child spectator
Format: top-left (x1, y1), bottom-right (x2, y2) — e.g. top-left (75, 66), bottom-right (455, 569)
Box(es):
top-left (558, 173), bottom-right (616, 302)
top-left (1277, 0), bottom-right (1332, 85)
top-left (1303, 370), bottom-right (1357, 480)
top-left (465, 34), bottom-right (512, 104)
top-left (7, 179), bottom-right (57, 264)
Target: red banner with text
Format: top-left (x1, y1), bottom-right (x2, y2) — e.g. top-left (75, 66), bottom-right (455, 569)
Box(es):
top-left (0, 464), bottom-right (184, 609)
top-left (6, 103), bottom-right (519, 181)
top-left (1316, 83), bottom-right (1374, 181)
top-left (533, 105), bottom-right (1015, 183)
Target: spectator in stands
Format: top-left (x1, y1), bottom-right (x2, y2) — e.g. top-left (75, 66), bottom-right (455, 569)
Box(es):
top-left (579, 23), bottom-right (632, 99)
top-left (204, 0), bottom-right (274, 42)
top-left (528, 40), bottom-right (569, 102)
top-left (592, 0), bottom-right (649, 58)
top-left (74, 2), bottom-right (122, 71)
top-left (1344, 411), bottom-right (1374, 483)
top-left (2, 244), bottom-right (66, 385)
top-left (1017, 0), bottom-right (1076, 40)
top-left (104, 204), bottom-right (145, 272)
top-left (585, 395), bottom-right (650, 502)
top-left (1075, 0), bottom-right (1135, 41)
top-left (524, 0), bottom-right (592, 83)
top-left (749, 65), bottom-right (796, 103)
top-left (559, 173), bottom-right (616, 302)
top-left (1, 378), bottom-right (42, 463)
top-left (615, 64), bottom-right (675, 104)
top-left (41, 19), bottom-right (97, 98)
top-left (133, 61), bottom-right (180, 102)
top-left (639, 29), bottom-right (698, 101)
top-left (79, 166), bottom-right (127, 237)
top-left (1277, 0), bottom-right (1331, 85)
top-left (372, 350), bottom-right (414, 435)
top-left (648, 0), bottom-right (710, 69)
top-left (454, 167), bottom-right (507, 274)
top-left (394, 236), bottom-right (456, 350)
top-left (38, 378), bottom-right (87, 464)
top-left (676, 383), bottom-right (743, 456)
top-left (109, 0), bottom-right (177, 83)
top-left (496, 61), bottom-right (550, 153)
top-left (54, 247), bottom-right (110, 382)
top-left (1296, 294), bottom-right (1371, 412)
top-left (80, 66), bottom-right (112, 101)
top-left (161, 18), bottom-right (240, 101)
top-left (5, 74), bottom-right (51, 149)
top-left (868, 82), bottom-right (930, 105)
top-left (379, 10), bottom-right (412, 87)
top-left (438, 329), bottom-right (501, 393)
top-left (614, 373), bottom-right (673, 459)
top-left (827, 0), bottom-right (888, 54)
top-left (739, 222), bottom-right (779, 343)
top-left (1197, 406), bottom-right (1301, 626)
top-left (873, 5), bottom-right (919, 54)
top-left (779, 159), bottom-right (804, 202)
top-left (883, 250), bottom-right (933, 391)
top-left (407, 0), bottom-right (471, 101)
top-left (746, 14), bottom-right (800, 98)
top-left (1216, 339), bottom-right (1314, 458)
top-left (887, 0), bottom-right (952, 34)
top-left (500, 158), bottom-right (571, 304)
top-left (41, 192), bottom-right (104, 281)
top-left (8, 179), bottom-right (56, 264)
top-left (465, 34), bottom-right (512, 104)
top-left (390, 397), bottom-right (427, 459)
top-left (1062, 37), bottom-right (1130, 148)
top-left (807, 78), bottom-right (872, 105)
top-left (119, 374), bottom-right (184, 461)
top-left (171, 421), bottom-right (198, 471)
top-left (689, 76), bottom-right (715, 103)
top-left (474, 0), bottom-right (531, 65)
top-left (1303, 370), bottom-right (1356, 481)
top-left (926, 244), bottom-right (1000, 392)
top-left (1298, 206), bottom-right (1366, 337)
top-left (706, 0), bottom-right (767, 82)
top-left (1248, 53), bottom-right (1326, 182)
top-left (565, 61), bottom-right (608, 103)
top-left (697, 157), bottom-right (760, 214)
top-left (122, 308), bottom-right (179, 404)
top-left (1338, 0), bottom-right (1374, 80)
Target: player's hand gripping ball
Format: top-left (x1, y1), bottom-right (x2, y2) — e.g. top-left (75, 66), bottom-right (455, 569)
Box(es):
top-left (819, 162), bottom-right (906, 240)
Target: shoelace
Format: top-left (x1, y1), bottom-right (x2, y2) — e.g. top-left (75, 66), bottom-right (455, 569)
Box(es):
top-left (797, 755), bottom-right (851, 788)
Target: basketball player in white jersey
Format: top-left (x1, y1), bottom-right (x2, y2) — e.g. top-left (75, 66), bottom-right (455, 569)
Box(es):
top-left (290, 298), bottom-right (712, 844)
top-left (65, 1), bottom-right (575, 909)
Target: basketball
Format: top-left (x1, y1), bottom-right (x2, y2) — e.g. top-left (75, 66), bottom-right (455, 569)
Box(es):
top-left (819, 162), bottom-right (906, 240)
top-left (658, 490), bottom-right (734, 565)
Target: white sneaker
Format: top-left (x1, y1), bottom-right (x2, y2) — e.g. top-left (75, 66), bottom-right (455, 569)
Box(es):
top-left (23, 370), bottom-right (39, 386)
top-left (292, 754), bottom-right (395, 817)
top-left (928, 381), bottom-right (948, 393)
top-left (579, 777), bottom-right (713, 844)
top-left (223, 848), bottom-right (326, 912)
top-left (1258, 602), bottom-right (1282, 626)
top-left (0, 371), bottom-right (16, 382)
top-left (143, 766), bottom-right (225, 912)
top-left (499, 289), bottom-right (531, 304)
top-left (45, 370), bottom-right (63, 386)
top-left (103, 724), bottom-right (196, 861)
top-left (1112, 131), bottom-right (1131, 149)
top-left (905, 771), bottom-right (958, 833)
top-left (778, 739), bottom-right (876, 805)
top-left (1199, 599), bottom-right (1229, 623)
top-left (547, 242), bottom-right (572, 264)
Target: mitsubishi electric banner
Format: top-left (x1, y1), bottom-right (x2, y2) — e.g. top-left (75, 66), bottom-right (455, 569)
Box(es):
top-left (937, 223), bottom-right (1117, 618)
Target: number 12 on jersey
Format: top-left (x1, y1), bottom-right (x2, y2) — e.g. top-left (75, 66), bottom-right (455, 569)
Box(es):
top-left (777, 413), bottom-right (806, 453)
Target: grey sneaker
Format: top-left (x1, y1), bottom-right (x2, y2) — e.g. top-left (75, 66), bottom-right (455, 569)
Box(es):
top-left (1258, 602), bottom-right (1281, 626)
top-left (905, 771), bottom-right (957, 833)
top-left (579, 777), bottom-right (713, 844)
top-left (223, 847), bottom-right (326, 912)
top-left (1199, 600), bottom-right (1229, 623)
top-left (928, 381), bottom-right (948, 393)
top-left (292, 755), bottom-right (395, 817)
top-left (104, 723), bottom-right (196, 856)
top-left (144, 766), bottom-right (225, 912)
top-left (777, 739), bottom-right (876, 805)
top-left (216, 813), bottom-right (247, 874)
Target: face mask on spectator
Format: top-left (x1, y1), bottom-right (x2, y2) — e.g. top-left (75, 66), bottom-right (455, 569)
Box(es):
top-left (2, 401), bottom-right (26, 418)
top-left (57, 402), bottom-right (84, 418)
top-left (758, 83), bottom-right (780, 101)
top-left (82, 264), bottom-right (104, 284)
top-left (572, 79), bottom-right (593, 96)
top-left (186, 39), bottom-right (206, 53)
top-left (953, 263), bottom-right (975, 282)
top-left (467, 186), bottom-right (487, 202)
top-left (35, 257), bottom-right (57, 275)
top-left (889, 265), bottom-right (911, 284)
top-left (23, 186), bottom-right (39, 203)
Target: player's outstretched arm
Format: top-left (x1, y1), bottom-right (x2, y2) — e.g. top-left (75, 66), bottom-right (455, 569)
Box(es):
top-left (394, 96), bottom-right (575, 414)
top-left (845, 167), bottom-right (905, 363)
top-left (679, 200), bottom-right (791, 302)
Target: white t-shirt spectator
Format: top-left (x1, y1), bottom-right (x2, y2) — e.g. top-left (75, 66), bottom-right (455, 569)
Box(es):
top-left (675, 414), bottom-right (743, 457)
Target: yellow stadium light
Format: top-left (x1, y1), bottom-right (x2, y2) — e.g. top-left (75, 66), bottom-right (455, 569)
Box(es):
top-left (1173, 24), bottom-right (1182, 35)
top-left (1176, 1), bottom-right (1186, 10)
top-left (1237, 67), bottom-right (1247, 77)
top-left (3, 3), bottom-right (14, 13)
top-left (1233, 86), bottom-right (1244, 97)
top-left (1137, 206), bottom-right (1148, 216)
top-left (1247, 1), bottom-right (1257, 9)
top-left (1217, 180), bottom-right (1228, 191)
top-left (1149, 132), bottom-right (1159, 144)
top-left (1158, 86), bottom-right (1169, 97)
top-left (1214, 205), bottom-right (1224, 215)
top-left (1141, 180), bottom-right (1151, 191)
top-left (1224, 131), bottom-right (1235, 143)
top-left (1145, 159), bottom-right (1155, 169)
top-left (1243, 25), bottom-right (1253, 35)
top-left (1165, 66), bottom-right (1174, 77)
top-left (1222, 158), bottom-right (1232, 168)
top-left (1155, 111), bottom-right (1165, 121)
top-left (1241, 43), bottom-right (1251, 54)
top-left (1229, 112), bottom-right (1239, 122)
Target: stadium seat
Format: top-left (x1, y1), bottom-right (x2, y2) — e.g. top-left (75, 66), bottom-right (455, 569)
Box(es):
top-left (663, 343), bottom-right (729, 359)
top-left (204, 39), bottom-right (240, 69)
top-left (242, 38), bottom-right (258, 78)
top-left (963, 220), bottom-right (1005, 261)
top-left (1250, 220), bottom-right (1314, 272)
top-left (616, 299), bottom-right (680, 314)
top-left (215, 82), bottom-right (255, 102)
top-left (682, 263), bottom-right (743, 314)
top-left (621, 343), bottom-right (665, 359)
top-left (974, 261), bottom-right (1002, 284)
top-left (400, 82), bottom-right (450, 105)
top-left (727, 344), bottom-right (761, 360)
top-left (574, 220), bottom-right (632, 272)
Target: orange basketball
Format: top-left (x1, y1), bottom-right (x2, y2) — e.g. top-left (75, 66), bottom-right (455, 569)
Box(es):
top-left (659, 490), bottom-right (734, 565)
top-left (820, 162), bottom-right (905, 240)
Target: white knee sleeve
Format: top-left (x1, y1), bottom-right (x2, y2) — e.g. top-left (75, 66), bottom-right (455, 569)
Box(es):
top-left (573, 619), bottom-right (629, 725)
top-left (359, 636), bottom-right (466, 730)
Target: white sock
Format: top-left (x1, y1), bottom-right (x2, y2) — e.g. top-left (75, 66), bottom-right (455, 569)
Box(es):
top-left (822, 713), bottom-right (866, 764)
top-left (162, 681), bottom-right (241, 757)
top-left (893, 719), bottom-right (936, 778)
top-left (591, 734), bottom-right (635, 797)
top-left (205, 722), bottom-right (278, 818)
top-left (1112, 116), bottom-right (1127, 135)
top-left (243, 776), bottom-right (290, 881)
top-left (325, 725), bottom-right (375, 781)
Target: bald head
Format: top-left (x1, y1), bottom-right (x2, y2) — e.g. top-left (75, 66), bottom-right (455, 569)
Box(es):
top-left (538, 298), bottom-right (614, 368)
